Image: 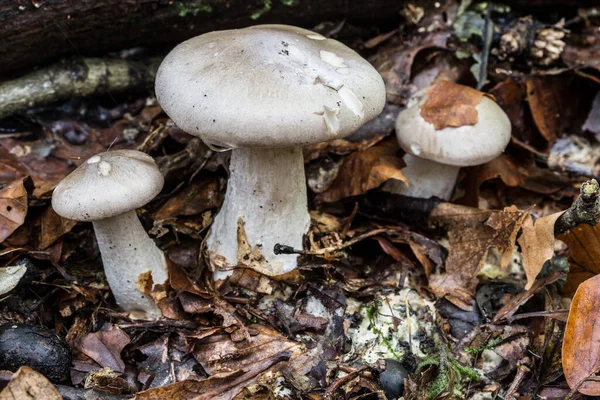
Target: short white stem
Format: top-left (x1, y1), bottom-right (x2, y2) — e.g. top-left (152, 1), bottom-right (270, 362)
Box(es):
top-left (207, 147), bottom-right (310, 280)
top-left (92, 210), bottom-right (168, 319)
top-left (384, 154), bottom-right (460, 200)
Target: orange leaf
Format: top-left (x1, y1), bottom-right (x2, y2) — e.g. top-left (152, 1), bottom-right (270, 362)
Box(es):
top-left (420, 81), bottom-right (485, 130)
top-left (563, 274), bottom-right (600, 395)
top-left (318, 138), bottom-right (406, 203)
top-left (558, 223), bottom-right (600, 297)
top-left (518, 212), bottom-right (563, 289)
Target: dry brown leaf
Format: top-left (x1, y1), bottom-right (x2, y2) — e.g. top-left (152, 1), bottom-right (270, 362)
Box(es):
top-left (558, 223), bottom-right (600, 296)
top-left (0, 177), bottom-right (29, 243)
top-left (420, 81), bottom-right (486, 130)
top-left (489, 77), bottom-right (527, 134)
top-left (373, 31), bottom-right (451, 106)
top-left (74, 326), bottom-right (131, 373)
top-left (35, 205), bottom-right (78, 249)
top-left (154, 176), bottom-right (223, 220)
top-left (136, 350), bottom-right (292, 400)
top-left (518, 212), bottom-right (564, 289)
top-left (236, 218), bottom-right (273, 277)
top-left (486, 205), bottom-right (529, 269)
top-left (318, 138), bottom-right (406, 203)
top-left (430, 204), bottom-right (528, 309)
top-left (0, 366), bottom-right (62, 400)
top-left (193, 324), bottom-right (306, 375)
top-left (473, 153), bottom-right (570, 196)
top-left (563, 274), bottom-right (600, 395)
top-left (228, 268), bottom-right (274, 294)
top-left (525, 76), bottom-right (571, 142)
top-left (135, 370), bottom-right (244, 400)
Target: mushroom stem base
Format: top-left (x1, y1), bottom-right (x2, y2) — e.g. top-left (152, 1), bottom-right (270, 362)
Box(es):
top-left (207, 146), bottom-right (310, 281)
top-left (93, 210), bottom-right (168, 320)
top-left (383, 154), bottom-right (460, 200)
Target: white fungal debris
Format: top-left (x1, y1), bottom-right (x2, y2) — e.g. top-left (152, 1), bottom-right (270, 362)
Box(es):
top-left (320, 106), bottom-right (341, 134)
top-left (345, 289), bottom-right (436, 364)
top-left (338, 86), bottom-right (364, 118)
top-left (410, 143), bottom-right (422, 156)
top-left (98, 161), bottom-right (112, 176)
top-left (306, 33), bottom-right (326, 40)
top-left (87, 155), bottom-right (101, 164)
top-left (320, 50), bottom-right (347, 69)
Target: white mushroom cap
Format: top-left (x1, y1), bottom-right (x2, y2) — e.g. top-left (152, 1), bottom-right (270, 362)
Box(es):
top-left (155, 24), bottom-right (386, 148)
top-left (52, 150), bottom-right (164, 221)
top-left (395, 84), bottom-right (512, 167)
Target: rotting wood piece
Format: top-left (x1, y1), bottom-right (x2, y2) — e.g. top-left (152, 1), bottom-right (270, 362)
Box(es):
top-left (0, 0), bottom-right (403, 77)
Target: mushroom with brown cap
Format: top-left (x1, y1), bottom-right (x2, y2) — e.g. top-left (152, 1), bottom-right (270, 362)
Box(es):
top-left (385, 81), bottom-right (512, 200)
top-left (52, 150), bottom-right (168, 320)
top-left (155, 24), bottom-right (386, 280)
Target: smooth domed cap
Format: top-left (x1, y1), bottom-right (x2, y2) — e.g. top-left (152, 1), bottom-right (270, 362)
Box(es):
top-left (52, 150), bottom-right (164, 221)
top-left (155, 24), bottom-right (386, 148)
top-left (395, 82), bottom-right (511, 167)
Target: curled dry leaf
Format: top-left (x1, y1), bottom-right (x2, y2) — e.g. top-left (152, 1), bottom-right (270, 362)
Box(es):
top-left (0, 366), bottom-right (61, 400)
top-left (317, 138), bottom-right (406, 203)
top-left (563, 274), bottom-right (600, 395)
top-left (0, 177), bottom-right (29, 243)
top-left (420, 81), bottom-right (486, 130)
top-left (518, 211), bottom-right (564, 289)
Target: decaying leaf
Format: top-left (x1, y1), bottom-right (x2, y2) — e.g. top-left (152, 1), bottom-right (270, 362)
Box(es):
top-left (373, 30), bottom-right (451, 106)
top-left (563, 274), bottom-right (600, 395)
top-left (558, 223), bottom-right (600, 296)
top-left (318, 138), bottom-right (406, 203)
top-left (525, 76), bottom-right (570, 142)
top-left (420, 81), bottom-right (486, 130)
top-left (84, 367), bottom-right (131, 394)
top-left (0, 262), bottom-right (27, 296)
top-left (430, 204), bottom-right (528, 309)
top-left (518, 212), bottom-right (563, 289)
top-left (154, 176), bottom-right (223, 221)
top-left (74, 326), bottom-right (131, 373)
top-left (35, 205), bottom-right (78, 249)
top-left (236, 217), bottom-right (275, 277)
top-left (0, 366), bottom-right (61, 400)
top-left (194, 324), bottom-right (306, 375)
top-left (0, 177), bottom-right (29, 243)
top-left (136, 352), bottom-right (291, 400)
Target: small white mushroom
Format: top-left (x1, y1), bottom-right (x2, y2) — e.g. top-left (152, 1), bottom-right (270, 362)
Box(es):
top-left (385, 82), bottom-right (511, 200)
top-left (52, 150), bottom-right (167, 320)
top-left (155, 24), bottom-right (386, 280)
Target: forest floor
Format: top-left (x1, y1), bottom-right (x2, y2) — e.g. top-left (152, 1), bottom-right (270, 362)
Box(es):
top-left (0, 1), bottom-right (599, 400)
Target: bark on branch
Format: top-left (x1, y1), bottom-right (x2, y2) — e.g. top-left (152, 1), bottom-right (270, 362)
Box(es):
top-left (0, 0), bottom-right (403, 77)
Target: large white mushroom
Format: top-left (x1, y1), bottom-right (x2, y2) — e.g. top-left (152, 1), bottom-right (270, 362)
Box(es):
top-left (386, 82), bottom-right (512, 200)
top-left (155, 24), bottom-right (386, 280)
top-left (52, 150), bottom-right (168, 320)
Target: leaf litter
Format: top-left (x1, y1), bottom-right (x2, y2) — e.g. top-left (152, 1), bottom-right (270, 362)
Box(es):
top-left (1, 3), bottom-right (600, 400)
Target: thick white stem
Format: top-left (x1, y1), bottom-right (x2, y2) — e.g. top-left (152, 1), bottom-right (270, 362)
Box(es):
top-left (383, 154), bottom-right (460, 200)
top-left (207, 147), bottom-right (310, 280)
top-left (92, 210), bottom-right (168, 319)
